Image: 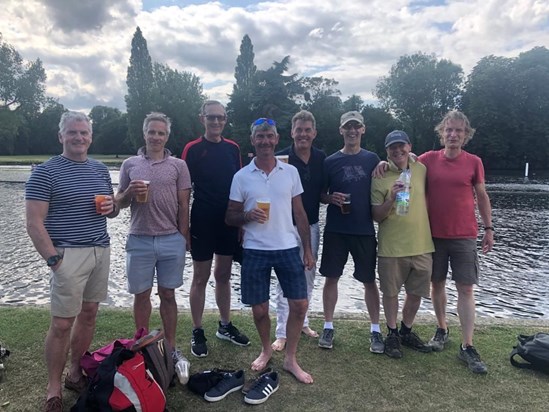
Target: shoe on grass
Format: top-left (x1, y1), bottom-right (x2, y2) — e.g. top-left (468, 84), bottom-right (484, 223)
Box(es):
top-left (318, 328), bottom-right (334, 349)
top-left (43, 396), bottom-right (62, 412)
top-left (400, 331), bottom-right (433, 353)
top-left (244, 371), bottom-right (279, 405)
top-left (458, 345), bottom-right (488, 374)
top-left (429, 327), bottom-right (449, 352)
top-left (242, 367), bottom-right (273, 395)
top-left (64, 373), bottom-right (88, 393)
top-left (216, 321), bottom-right (250, 346)
top-left (204, 370), bottom-right (245, 402)
top-left (370, 331), bottom-right (385, 354)
top-left (191, 328), bottom-right (208, 357)
top-left (384, 333), bottom-right (402, 359)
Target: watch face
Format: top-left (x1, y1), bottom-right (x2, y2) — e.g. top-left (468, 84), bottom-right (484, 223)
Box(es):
top-left (47, 255), bottom-right (61, 266)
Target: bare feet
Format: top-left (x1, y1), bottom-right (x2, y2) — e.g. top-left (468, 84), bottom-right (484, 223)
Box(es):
top-left (283, 359), bottom-right (314, 384)
top-left (271, 338), bottom-right (286, 351)
top-left (251, 350), bottom-right (272, 371)
top-left (301, 326), bottom-right (319, 338)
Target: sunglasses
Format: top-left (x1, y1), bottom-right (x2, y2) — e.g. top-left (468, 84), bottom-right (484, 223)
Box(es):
top-left (204, 114), bottom-right (227, 122)
top-left (252, 118), bottom-right (276, 127)
top-left (342, 122), bottom-right (363, 130)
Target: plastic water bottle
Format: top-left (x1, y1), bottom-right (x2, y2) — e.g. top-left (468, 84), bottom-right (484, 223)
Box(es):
top-left (395, 169), bottom-right (411, 216)
top-left (173, 351), bottom-right (190, 385)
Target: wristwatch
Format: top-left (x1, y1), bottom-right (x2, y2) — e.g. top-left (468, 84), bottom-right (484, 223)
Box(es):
top-left (46, 254), bottom-right (62, 267)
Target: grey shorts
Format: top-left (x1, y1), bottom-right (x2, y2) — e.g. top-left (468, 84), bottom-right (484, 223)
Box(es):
top-left (431, 238), bottom-right (479, 285)
top-left (126, 232), bottom-right (186, 294)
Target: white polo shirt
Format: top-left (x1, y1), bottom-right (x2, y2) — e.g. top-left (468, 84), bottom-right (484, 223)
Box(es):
top-left (229, 158), bottom-right (303, 250)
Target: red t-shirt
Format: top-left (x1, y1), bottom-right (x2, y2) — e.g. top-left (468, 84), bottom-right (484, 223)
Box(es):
top-left (419, 149), bottom-right (485, 239)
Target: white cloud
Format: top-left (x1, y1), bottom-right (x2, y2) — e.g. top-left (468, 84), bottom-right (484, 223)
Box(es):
top-left (1, 0), bottom-right (548, 112)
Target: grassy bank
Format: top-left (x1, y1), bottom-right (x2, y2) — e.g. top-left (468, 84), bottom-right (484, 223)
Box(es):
top-left (0, 307), bottom-right (548, 411)
top-left (0, 155), bottom-right (131, 167)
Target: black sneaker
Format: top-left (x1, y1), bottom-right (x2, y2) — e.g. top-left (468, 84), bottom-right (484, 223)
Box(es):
top-left (400, 331), bottom-right (433, 353)
top-left (204, 370), bottom-right (245, 402)
top-left (429, 327), bottom-right (450, 352)
top-left (215, 322), bottom-right (250, 346)
top-left (244, 371), bottom-right (279, 405)
top-left (241, 367), bottom-right (273, 395)
top-left (384, 333), bottom-right (402, 359)
top-left (191, 328), bottom-right (208, 357)
top-left (458, 345), bottom-right (488, 374)
top-left (318, 328), bottom-right (334, 349)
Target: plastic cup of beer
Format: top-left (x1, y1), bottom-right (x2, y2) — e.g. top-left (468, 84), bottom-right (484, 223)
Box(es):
top-left (341, 193), bottom-right (351, 214)
top-left (135, 180), bottom-right (150, 203)
top-left (256, 198), bottom-right (271, 222)
top-left (276, 155), bottom-right (289, 163)
top-left (95, 195), bottom-right (107, 214)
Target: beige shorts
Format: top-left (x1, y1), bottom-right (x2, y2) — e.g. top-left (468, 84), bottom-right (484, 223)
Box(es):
top-left (378, 253), bottom-right (432, 298)
top-left (50, 246), bottom-right (110, 317)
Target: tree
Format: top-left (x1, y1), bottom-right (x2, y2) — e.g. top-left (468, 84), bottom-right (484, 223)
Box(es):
top-left (151, 63), bottom-right (204, 156)
top-left (343, 94), bottom-right (364, 113)
top-left (125, 27), bottom-right (154, 150)
top-left (375, 52), bottom-right (463, 153)
top-left (226, 35), bottom-right (258, 156)
top-left (88, 105), bottom-right (130, 155)
top-left (361, 105), bottom-right (403, 158)
top-left (26, 98), bottom-right (66, 155)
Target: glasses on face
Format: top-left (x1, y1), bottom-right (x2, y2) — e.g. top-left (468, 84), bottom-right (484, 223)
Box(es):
top-left (342, 122), bottom-right (363, 130)
top-left (204, 114), bottom-right (227, 122)
top-left (252, 118), bottom-right (276, 127)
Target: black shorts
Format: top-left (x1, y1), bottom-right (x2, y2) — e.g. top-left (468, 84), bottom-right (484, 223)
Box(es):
top-left (190, 206), bottom-right (239, 262)
top-left (319, 231), bottom-right (377, 283)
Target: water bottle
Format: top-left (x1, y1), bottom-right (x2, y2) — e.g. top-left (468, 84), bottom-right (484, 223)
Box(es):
top-left (395, 169), bottom-right (411, 216)
top-left (173, 351), bottom-right (190, 385)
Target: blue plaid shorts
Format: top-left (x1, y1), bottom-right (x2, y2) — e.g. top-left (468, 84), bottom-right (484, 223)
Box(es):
top-left (241, 247), bottom-right (307, 305)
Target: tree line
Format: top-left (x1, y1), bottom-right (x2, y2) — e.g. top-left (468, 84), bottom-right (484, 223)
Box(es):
top-left (1, 29), bottom-right (548, 170)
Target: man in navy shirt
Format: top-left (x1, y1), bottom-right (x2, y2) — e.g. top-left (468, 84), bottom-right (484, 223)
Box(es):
top-left (182, 100), bottom-right (250, 357)
top-left (272, 110), bottom-right (326, 351)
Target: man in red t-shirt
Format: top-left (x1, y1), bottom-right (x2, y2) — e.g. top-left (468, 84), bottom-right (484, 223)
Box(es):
top-left (419, 110), bottom-right (494, 374)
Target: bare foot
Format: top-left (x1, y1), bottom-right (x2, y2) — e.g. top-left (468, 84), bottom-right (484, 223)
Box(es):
top-left (302, 326), bottom-right (319, 338)
top-left (251, 350), bottom-right (272, 371)
top-left (271, 338), bottom-right (287, 351)
top-left (283, 359), bottom-right (314, 384)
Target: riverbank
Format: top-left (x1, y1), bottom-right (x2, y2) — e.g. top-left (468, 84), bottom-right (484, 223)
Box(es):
top-left (0, 307), bottom-right (548, 411)
top-left (0, 155), bottom-right (131, 167)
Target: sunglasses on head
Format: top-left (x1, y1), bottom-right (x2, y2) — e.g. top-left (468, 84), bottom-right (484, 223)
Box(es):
top-left (252, 118), bottom-right (276, 127)
top-left (204, 114), bottom-right (226, 122)
top-left (342, 122), bottom-right (363, 130)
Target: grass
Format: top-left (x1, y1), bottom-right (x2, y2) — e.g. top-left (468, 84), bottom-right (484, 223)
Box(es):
top-left (0, 155), bottom-right (132, 167)
top-left (0, 307), bottom-right (548, 411)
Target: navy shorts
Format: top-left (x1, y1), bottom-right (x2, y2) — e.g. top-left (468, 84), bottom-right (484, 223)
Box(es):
top-left (319, 232), bottom-right (377, 283)
top-left (190, 205), bottom-right (239, 261)
top-left (241, 247), bottom-right (307, 305)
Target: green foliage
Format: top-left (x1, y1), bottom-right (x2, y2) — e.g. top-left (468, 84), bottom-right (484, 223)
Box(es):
top-left (362, 105), bottom-right (404, 156)
top-left (125, 27), bottom-right (154, 151)
top-left (151, 63), bottom-right (205, 156)
top-left (376, 52), bottom-right (463, 153)
top-left (88, 106), bottom-right (130, 155)
top-left (0, 110), bottom-right (20, 155)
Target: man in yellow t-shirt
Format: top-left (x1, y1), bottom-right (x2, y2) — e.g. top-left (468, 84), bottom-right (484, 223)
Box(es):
top-left (371, 130), bottom-right (434, 359)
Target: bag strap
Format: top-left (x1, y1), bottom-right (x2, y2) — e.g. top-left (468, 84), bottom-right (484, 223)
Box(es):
top-left (510, 348), bottom-right (534, 370)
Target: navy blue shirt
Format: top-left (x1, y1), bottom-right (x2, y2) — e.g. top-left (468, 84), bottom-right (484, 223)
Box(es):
top-left (323, 149), bottom-right (380, 236)
top-left (182, 136), bottom-right (241, 212)
top-left (276, 144), bottom-right (326, 225)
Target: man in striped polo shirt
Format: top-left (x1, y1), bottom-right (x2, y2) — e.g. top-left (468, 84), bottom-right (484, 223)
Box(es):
top-left (26, 111), bottom-right (119, 412)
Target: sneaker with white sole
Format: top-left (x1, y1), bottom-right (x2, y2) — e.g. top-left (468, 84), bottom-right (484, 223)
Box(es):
top-left (204, 370), bottom-right (245, 402)
top-left (429, 327), bottom-right (449, 352)
top-left (318, 328), bottom-right (334, 349)
top-left (244, 371), bottom-right (279, 405)
top-left (191, 328), bottom-right (208, 357)
top-left (216, 322), bottom-right (250, 346)
top-left (370, 331), bottom-right (385, 354)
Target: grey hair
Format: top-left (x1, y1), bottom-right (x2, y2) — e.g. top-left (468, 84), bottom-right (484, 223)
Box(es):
top-left (200, 100), bottom-right (225, 115)
top-left (143, 112), bottom-right (172, 135)
top-left (250, 121), bottom-right (277, 136)
top-left (59, 111), bottom-right (92, 134)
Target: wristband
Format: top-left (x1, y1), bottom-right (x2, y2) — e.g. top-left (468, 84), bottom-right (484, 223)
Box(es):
top-left (484, 226), bottom-right (494, 231)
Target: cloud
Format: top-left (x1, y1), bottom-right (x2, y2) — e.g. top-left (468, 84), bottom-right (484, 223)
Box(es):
top-left (1, 0), bottom-right (548, 113)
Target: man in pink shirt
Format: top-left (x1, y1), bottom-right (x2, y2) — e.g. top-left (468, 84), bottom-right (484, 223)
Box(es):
top-left (116, 112), bottom-right (191, 363)
top-left (419, 110), bottom-right (494, 374)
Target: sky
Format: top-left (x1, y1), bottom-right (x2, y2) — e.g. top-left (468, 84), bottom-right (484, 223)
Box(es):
top-left (2, 0), bottom-right (549, 113)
